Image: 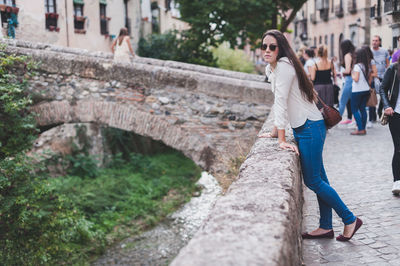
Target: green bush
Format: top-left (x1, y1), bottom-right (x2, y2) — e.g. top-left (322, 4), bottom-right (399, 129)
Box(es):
top-left (212, 42), bottom-right (255, 73)
top-left (51, 150), bottom-right (202, 240)
top-left (0, 155), bottom-right (103, 265)
top-left (138, 30), bottom-right (216, 67)
top-left (0, 48), bottom-right (38, 160)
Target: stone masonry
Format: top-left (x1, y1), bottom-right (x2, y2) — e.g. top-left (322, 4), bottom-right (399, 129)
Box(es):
top-left (3, 39), bottom-right (273, 188)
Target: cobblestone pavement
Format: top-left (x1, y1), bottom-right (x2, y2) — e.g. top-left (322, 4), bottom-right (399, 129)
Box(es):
top-left (302, 121), bottom-right (400, 265)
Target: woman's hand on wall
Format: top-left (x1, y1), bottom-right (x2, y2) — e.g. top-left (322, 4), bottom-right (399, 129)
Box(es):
top-left (279, 142), bottom-right (299, 155)
top-left (258, 132), bottom-right (277, 138)
top-left (258, 126), bottom-right (278, 138)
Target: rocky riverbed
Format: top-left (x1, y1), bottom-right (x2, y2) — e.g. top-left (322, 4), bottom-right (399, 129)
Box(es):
top-left (93, 172), bottom-right (221, 266)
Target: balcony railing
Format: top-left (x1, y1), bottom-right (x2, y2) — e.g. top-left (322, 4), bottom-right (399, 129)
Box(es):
top-left (320, 8), bottom-right (329, 21)
top-left (384, 0), bottom-right (400, 13)
top-left (310, 13), bottom-right (317, 24)
top-left (335, 4), bottom-right (344, 17)
top-left (348, 0), bottom-right (357, 14)
top-left (45, 12), bottom-right (59, 32)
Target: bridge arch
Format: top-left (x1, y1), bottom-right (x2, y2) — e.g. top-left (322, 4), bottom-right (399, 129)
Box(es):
top-left (32, 100), bottom-right (215, 170)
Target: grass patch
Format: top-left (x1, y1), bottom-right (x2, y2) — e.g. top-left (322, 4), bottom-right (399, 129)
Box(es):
top-left (49, 150), bottom-right (201, 262)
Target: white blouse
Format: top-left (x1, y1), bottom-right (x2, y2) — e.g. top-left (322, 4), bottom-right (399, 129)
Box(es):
top-left (351, 64), bottom-right (370, 93)
top-left (266, 57), bottom-right (323, 129)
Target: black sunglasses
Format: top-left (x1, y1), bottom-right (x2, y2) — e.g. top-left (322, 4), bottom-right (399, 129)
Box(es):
top-left (261, 43), bottom-right (277, 51)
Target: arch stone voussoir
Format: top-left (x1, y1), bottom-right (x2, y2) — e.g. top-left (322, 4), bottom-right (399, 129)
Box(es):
top-left (32, 100), bottom-right (212, 169)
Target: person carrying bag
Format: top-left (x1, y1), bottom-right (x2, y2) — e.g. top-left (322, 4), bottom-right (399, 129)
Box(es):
top-left (378, 62), bottom-right (400, 194)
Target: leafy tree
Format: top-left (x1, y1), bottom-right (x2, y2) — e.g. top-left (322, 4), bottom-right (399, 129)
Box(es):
top-left (176, 0), bottom-right (307, 48)
top-left (138, 30), bottom-right (216, 66)
top-left (0, 154), bottom-right (103, 265)
top-left (0, 47), bottom-right (38, 160)
top-left (212, 42), bottom-right (255, 73)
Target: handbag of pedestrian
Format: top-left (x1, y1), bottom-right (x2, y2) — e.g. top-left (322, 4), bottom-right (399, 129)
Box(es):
top-left (360, 67), bottom-right (378, 107)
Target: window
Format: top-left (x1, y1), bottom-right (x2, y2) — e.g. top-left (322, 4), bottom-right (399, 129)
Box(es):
top-left (74, 3), bottom-right (85, 32)
top-left (165, 0), bottom-right (171, 11)
top-left (45, 0), bottom-right (56, 13)
top-left (339, 33), bottom-right (344, 55)
top-left (330, 33), bottom-right (334, 57)
top-left (45, 0), bottom-right (58, 31)
top-left (1, 0), bottom-right (17, 27)
top-left (74, 3), bottom-right (83, 17)
top-left (124, 0), bottom-right (131, 35)
top-left (3, 0), bottom-right (16, 6)
top-left (100, 3), bottom-right (108, 35)
top-left (319, 36), bottom-right (322, 44)
top-left (314, 37), bottom-right (317, 46)
top-left (351, 32), bottom-right (356, 47)
top-left (325, 35), bottom-right (328, 45)
top-left (151, 1), bottom-right (160, 33)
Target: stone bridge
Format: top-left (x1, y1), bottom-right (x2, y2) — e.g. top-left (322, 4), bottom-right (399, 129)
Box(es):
top-left (4, 40), bottom-right (305, 265)
top-left (4, 39), bottom-right (273, 187)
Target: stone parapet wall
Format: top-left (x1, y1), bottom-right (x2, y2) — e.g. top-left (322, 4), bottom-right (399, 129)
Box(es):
top-left (2, 39), bottom-right (264, 83)
top-left (171, 114), bottom-right (303, 266)
top-left (4, 42), bottom-right (271, 105)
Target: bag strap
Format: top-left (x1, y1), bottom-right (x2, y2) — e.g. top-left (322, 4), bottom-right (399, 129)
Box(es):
top-left (317, 94), bottom-right (328, 108)
top-left (358, 63), bottom-right (369, 82)
top-left (314, 62), bottom-right (319, 70)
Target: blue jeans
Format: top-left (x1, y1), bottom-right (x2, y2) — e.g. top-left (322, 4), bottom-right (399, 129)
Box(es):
top-left (351, 91), bottom-right (369, 131)
top-left (339, 76), bottom-right (353, 117)
top-left (293, 120), bottom-right (356, 229)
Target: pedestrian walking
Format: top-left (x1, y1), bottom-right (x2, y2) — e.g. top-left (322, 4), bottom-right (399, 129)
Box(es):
top-left (310, 45), bottom-right (336, 108)
top-left (259, 29), bottom-right (362, 241)
top-left (350, 49), bottom-right (371, 135)
top-left (362, 45), bottom-right (378, 128)
top-left (338, 40), bottom-right (355, 124)
top-left (372, 35), bottom-right (390, 121)
top-left (111, 27), bottom-right (135, 63)
top-left (378, 61), bottom-right (400, 194)
top-left (303, 48), bottom-right (317, 79)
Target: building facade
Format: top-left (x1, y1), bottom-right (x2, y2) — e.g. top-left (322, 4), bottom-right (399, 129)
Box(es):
top-left (292, 0), bottom-right (371, 58)
top-left (370, 0), bottom-right (400, 50)
top-left (291, 0), bottom-right (400, 57)
top-left (150, 0), bottom-right (189, 34)
top-left (0, 0), bottom-right (186, 52)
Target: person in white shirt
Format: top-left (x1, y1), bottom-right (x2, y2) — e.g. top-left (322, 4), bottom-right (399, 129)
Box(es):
top-left (303, 48), bottom-right (316, 79)
top-left (350, 49), bottom-right (371, 135)
top-left (258, 30), bottom-right (362, 241)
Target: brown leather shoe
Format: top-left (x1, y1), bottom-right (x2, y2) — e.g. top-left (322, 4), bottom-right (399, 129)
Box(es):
top-left (336, 218), bottom-right (363, 242)
top-left (350, 130), bottom-right (366, 135)
top-left (302, 230), bottom-right (334, 239)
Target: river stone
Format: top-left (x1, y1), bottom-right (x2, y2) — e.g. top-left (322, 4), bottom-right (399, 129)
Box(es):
top-left (159, 97), bottom-right (170, 104)
top-left (152, 103), bottom-right (160, 110)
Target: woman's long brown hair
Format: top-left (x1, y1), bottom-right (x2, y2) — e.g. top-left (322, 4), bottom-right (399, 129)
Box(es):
top-left (118, 28), bottom-right (129, 45)
top-left (262, 30), bottom-right (316, 103)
